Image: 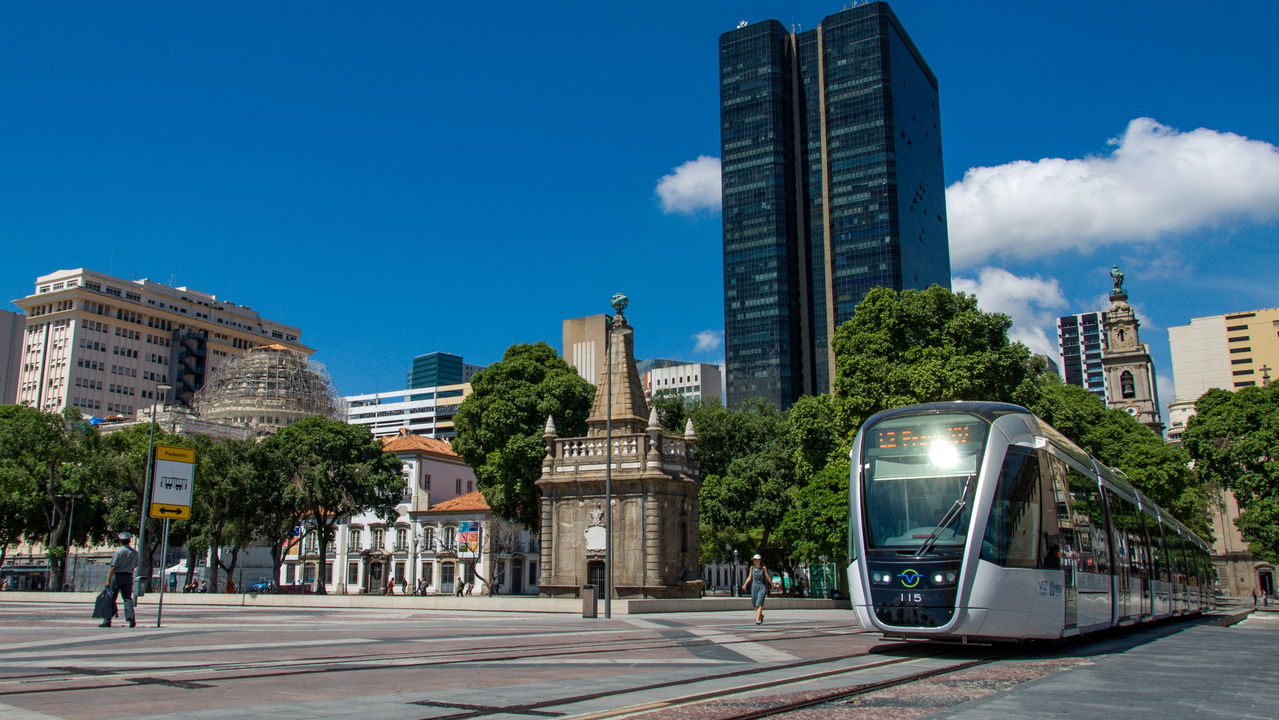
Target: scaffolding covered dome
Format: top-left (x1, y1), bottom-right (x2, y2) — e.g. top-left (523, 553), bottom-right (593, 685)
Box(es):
top-left (195, 344), bottom-right (344, 432)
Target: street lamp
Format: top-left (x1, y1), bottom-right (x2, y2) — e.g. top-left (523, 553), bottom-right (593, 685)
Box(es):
top-left (135, 383), bottom-right (173, 602)
top-left (55, 493), bottom-right (84, 591)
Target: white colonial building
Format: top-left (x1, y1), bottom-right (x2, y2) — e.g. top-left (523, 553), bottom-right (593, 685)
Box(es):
top-left (282, 432), bottom-right (537, 595)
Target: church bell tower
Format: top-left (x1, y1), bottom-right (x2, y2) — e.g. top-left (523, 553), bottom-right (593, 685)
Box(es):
top-left (1101, 265), bottom-right (1163, 435)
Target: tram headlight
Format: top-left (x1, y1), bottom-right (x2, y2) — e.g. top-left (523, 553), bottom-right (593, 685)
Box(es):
top-left (870, 572), bottom-right (892, 584)
top-left (930, 571), bottom-right (959, 585)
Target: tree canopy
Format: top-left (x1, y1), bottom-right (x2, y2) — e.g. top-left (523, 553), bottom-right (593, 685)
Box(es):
top-left (1182, 385), bottom-right (1279, 560)
top-left (265, 416), bottom-right (403, 593)
top-left (830, 285), bottom-right (1045, 438)
top-left (452, 342), bottom-right (594, 528)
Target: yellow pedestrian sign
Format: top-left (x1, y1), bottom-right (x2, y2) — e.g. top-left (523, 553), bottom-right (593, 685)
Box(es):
top-left (149, 444), bottom-right (196, 520)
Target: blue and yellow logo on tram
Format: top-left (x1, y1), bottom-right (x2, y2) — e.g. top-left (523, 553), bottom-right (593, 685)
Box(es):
top-left (897, 569), bottom-right (922, 588)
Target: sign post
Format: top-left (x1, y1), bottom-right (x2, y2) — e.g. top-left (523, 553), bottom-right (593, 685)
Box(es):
top-left (149, 445), bottom-right (195, 627)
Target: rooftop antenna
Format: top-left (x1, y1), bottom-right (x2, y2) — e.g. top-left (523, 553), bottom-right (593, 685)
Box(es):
top-left (737, 20), bottom-right (748, 28)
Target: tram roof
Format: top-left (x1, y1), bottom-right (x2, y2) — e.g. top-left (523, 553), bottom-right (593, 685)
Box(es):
top-left (864, 401), bottom-right (1031, 424)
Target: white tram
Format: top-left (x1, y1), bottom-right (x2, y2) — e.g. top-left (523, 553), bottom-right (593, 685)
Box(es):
top-left (848, 402), bottom-right (1213, 641)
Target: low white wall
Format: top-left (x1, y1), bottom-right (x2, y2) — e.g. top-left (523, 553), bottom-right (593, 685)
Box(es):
top-left (0, 591), bottom-right (851, 614)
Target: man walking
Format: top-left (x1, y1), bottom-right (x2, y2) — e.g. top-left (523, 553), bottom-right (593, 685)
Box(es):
top-left (101, 532), bottom-right (138, 628)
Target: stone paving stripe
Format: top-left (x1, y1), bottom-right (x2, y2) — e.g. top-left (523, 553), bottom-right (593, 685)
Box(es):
top-left (48, 666), bottom-right (116, 676)
top-left (127, 676), bottom-right (216, 690)
top-left (685, 628), bottom-right (799, 663)
top-left (409, 699), bottom-right (565, 716)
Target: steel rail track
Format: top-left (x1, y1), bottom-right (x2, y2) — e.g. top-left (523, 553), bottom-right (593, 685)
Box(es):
top-left (0, 626), bottom-right (873, 696)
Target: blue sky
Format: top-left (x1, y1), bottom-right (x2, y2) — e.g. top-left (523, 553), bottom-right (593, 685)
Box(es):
top-left (2, 1), bottom-right (1277, 414)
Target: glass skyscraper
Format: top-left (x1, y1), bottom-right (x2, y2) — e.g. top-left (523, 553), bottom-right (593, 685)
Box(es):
top-left (720, 2), bottom-right (951, 409)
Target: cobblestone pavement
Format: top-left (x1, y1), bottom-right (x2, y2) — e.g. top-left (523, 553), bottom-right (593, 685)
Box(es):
top-left (0, 600), bottom-right (1272, 720)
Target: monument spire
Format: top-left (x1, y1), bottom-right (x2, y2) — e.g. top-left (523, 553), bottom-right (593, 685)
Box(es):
top-left (586, 293), bottom-right (649, 436)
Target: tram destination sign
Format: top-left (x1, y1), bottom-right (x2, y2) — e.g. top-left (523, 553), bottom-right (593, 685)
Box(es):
top-left (149, 445), bottom-right (196, 520)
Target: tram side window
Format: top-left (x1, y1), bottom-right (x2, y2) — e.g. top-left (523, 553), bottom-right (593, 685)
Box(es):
top-left (1110, 495), bottom-right (1144, 578)
top-left (980, 448), bottom-right (1041, 568)
top-left (1149, 522), bottom-right (1169, 583)
top-left (1066, 465), bottom-right (1109, 574)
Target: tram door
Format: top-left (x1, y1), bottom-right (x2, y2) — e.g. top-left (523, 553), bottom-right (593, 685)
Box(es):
top-left (1048, 456), bottom-right (1077, 629)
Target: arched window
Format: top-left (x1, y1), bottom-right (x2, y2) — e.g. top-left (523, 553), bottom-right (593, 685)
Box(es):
top-left (443, 526), bottom-right (456, 551)
top-left (1120, 370), bottom-right (1136, 399)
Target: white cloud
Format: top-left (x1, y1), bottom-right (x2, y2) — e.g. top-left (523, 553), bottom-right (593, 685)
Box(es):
top-left (656, 156), bottom-right (722, 214)
top-left (947, 118), bottom-right (1279, 267)
top-left (692, 329), bottom-right (723, 353)
top-left (953, 267), bottom-right (1067, 358)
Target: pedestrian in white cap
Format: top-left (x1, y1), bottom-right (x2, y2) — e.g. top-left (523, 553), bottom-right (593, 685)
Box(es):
top-left (101, 532), bottom-right (138, 628)
top-left (740, 553), bottom-right (770, 625)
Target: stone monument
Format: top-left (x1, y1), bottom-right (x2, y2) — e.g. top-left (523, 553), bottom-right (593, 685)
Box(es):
top-left (536, 295), bottom-right (703, 598)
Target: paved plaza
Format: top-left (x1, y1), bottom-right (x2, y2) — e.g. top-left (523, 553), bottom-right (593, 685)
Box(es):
top-left (0, 598), bottom-right (1273, 719)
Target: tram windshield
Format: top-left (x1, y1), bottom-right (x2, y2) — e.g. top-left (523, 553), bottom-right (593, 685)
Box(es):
top-left (860, 413), bottom-right (989, 553)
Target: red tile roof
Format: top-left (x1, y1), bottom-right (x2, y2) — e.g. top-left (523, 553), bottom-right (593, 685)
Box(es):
top-left (381, 433), bottom-right (461, 458)
top-left (426, 491), bottom-right (490, 513)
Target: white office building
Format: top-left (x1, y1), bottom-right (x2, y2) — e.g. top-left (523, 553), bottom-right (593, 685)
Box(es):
top-left (13, 268), bottom-right (310, 415)
top-left (641, 361), bottom-right (723, 404)
top-left (345, 384), bottom-right (472, 439)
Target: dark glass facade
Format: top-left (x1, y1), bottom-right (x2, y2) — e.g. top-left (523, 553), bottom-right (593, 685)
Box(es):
top-left (407, 352), bottom-right (464, 389)
top-left (720, 2), bottom-right (951, 409)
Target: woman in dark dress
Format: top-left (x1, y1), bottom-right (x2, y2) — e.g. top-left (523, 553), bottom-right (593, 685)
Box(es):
top-left (740, 554), bottom-right (769, 625)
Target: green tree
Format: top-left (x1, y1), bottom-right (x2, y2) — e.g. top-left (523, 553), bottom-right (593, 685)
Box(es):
top-left (191, 436), bottom-right (261, 591)
top-left (690, 399), bottom-right (794, 563)
top-left (1182, 385), bottom-right (1279, 560)
top-left (266, 417), bottom-right (404, 594)
top-left (831, 285), bottom-right (1047, 440)
top-left (0, 405), bottom-right (101, 589)
top-left (452, 343), bottom-right (594, 528)
top-left (95, 422), bottom-right (193, 591)
top-left (248, 440), bottom-right (308, 587)
top-left (1029, 378), bottom-right (1206, 534)
top-left (776, 456), bottom-right (851, 564)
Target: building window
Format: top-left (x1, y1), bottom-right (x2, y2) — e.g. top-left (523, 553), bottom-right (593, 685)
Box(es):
top-left (421, 562), bottom-right (434, 587)
top-left (371, 527), bottom-right (385, 549)
top-left (455, 478), bottom-right (462, 494)
top-left (347, 527), bottom-right (362, 551)
top-left (529, 561), bottom-right (538, 585)
top-left (347, 562), bottom-right (359, 584)
top-left (443, 526), bottom-right (456, 551)
top-left (423, 526), bottom-right (435, 550)
top-left (395, 527), bottom-right (408, 551)
top-left (420, 473), bottom-right (431, 491)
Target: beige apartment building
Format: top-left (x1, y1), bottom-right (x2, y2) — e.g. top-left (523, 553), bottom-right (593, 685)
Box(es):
top-left (1169, 308), bottom-right (1278, 400)
top-left (12, 268), bottom-right (311, 415)
top-left (562, 313), bottom-right (610, 384)
top-left (1168, 306), bottom-right (1278, 598)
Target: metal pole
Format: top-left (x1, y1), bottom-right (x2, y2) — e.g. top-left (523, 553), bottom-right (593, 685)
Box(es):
top-left (135, 401), bottom-right (160, 603)
top-left (67, 494), bottom-right (77, 590)
top-left (604, 317), bottom-right (613, 619)
top-left (156, 519), bottom-right (171, 627)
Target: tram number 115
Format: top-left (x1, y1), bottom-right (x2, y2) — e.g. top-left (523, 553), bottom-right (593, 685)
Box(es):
top-left (898, 592), bottom-right (922, 603)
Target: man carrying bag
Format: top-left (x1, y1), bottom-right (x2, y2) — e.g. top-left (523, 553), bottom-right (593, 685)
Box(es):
top-left (100, 532), bottom-right (138, 628)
